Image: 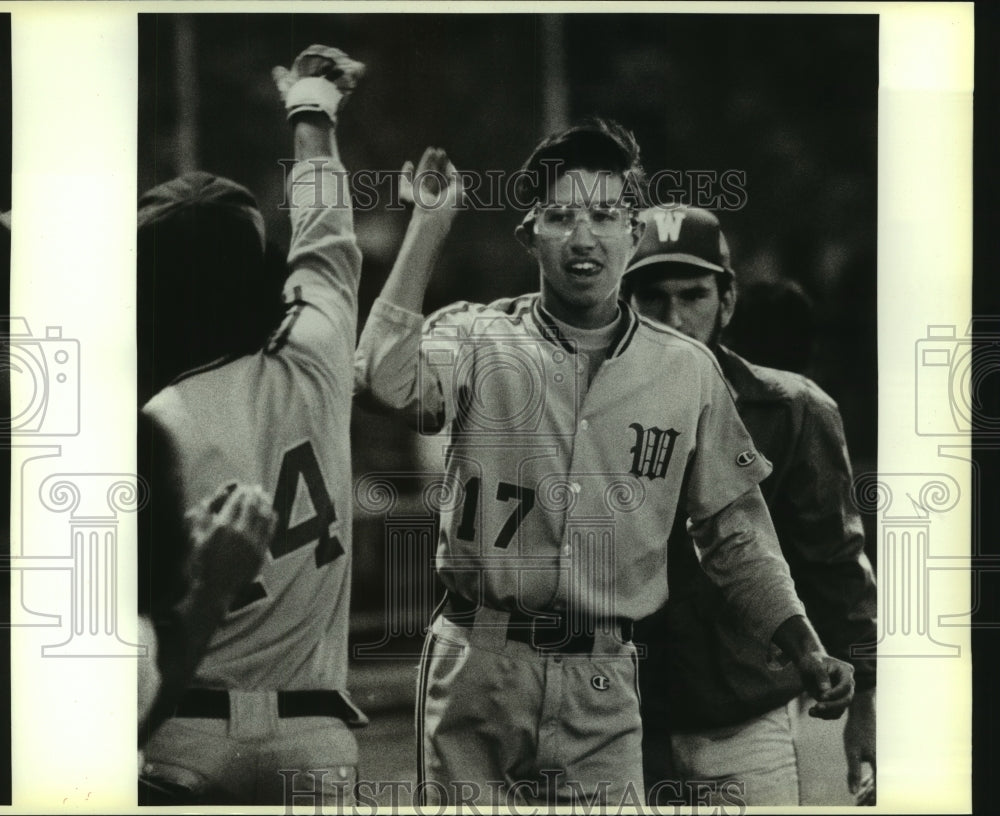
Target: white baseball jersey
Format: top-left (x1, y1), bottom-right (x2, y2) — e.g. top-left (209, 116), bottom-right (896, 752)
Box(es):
top-left (357, 294), bottom-right (805, 630)
top-left (142, 159), bottom-right (359, 690)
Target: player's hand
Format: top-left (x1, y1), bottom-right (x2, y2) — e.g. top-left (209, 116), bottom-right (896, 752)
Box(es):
top-left (794, 650), bottom-right (855, 720)
top-left (844, 687), bottom-right (876, 804)
top-left (399, 147), bottom-right (465, 230)
top-left (185, 483), bottom-right (276, 606)
top-left (272, 44), bottom-right (365, 122)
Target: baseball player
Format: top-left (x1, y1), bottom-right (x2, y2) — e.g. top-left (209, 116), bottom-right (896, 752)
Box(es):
top-left (355, 120), bottom-right (855, 806)
top-left (138, 482), bottom-right (276, 804)
top-left (138, 482), bottom-right (276, 737)
top-left (622, 205), bottom-right (877, 806)
top-left (138, 46), bottom-right (368, 805)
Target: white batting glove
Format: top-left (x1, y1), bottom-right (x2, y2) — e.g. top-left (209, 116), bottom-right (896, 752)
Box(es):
top-left (272, 44), bottom-right (366, 123)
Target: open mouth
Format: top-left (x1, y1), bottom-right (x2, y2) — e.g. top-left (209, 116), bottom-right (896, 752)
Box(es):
top-left (565, 259), bottom-right (604, 277)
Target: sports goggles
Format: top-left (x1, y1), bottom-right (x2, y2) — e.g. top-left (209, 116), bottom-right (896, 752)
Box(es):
top-left (531, 204), bottom-right (634, 238)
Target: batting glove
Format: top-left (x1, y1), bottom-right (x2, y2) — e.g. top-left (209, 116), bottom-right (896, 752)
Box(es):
top-left (272, 44), bottom-right (365, 123)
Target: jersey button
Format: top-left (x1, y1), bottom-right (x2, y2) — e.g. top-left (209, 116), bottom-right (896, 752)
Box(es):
top-left (570, 482), bottom-right (581, 494)
top-left (562, 544), bottom-right (571, 556)
top-left (579, 419), bottom-right (589, 431)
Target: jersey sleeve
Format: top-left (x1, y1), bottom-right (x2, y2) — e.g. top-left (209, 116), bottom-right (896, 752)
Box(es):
top-left (355, 297), bottom-right (474, 433)
top-left (688, 486), bottom-right (807, 647)
top-left (777, 393), bottom-right (878, 689)
top-left (269, 158), bottom-right (362, 393)
top-left (685, 357), bottom-right (772, 520)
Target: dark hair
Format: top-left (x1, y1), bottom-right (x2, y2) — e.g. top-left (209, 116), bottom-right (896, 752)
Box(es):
top-left (724, 278), bottom-right (817, 374)
top-left (620, 266), bottom-right (734, 303)
top-left (137, 174), bottom-right (286, 406)
top-left (516, 118), bottom-right (648, 208)
top-left (715, 270), bottom-right (735, 298)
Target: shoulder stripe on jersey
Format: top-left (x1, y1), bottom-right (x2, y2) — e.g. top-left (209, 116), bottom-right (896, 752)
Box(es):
top-left (632, 311), bottom-right (741, 400)
top-left (169, 351), bottom-right (247, 387)
top-left (531, 297), bottom-right (578, 355)
top-left (425, 301), bottom-right (488, 332)
top-left (611, 301), bottom-right (641, 357)
top-left (489, 294), bottom-right (533, 320)
top-left (633, 311), bottom-right (691, 339)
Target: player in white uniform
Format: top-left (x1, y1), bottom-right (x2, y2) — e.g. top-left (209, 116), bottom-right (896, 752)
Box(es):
top-left (138, 46), bottom-right (368, 805)
top-left (355, 122), bottom-right (855, 806)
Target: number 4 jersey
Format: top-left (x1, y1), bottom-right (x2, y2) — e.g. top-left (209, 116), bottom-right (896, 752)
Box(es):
top-left (142, 159), bottom-right (360, 691)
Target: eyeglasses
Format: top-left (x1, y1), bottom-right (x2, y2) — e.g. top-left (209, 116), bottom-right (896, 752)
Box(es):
top-left (531, 205), bottom-right (634, 238)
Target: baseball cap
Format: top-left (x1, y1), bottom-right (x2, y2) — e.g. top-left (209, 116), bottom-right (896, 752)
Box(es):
top-left (137, 171), bottom-right (266, 252)
top-left (624, 206), bottom-right (734, 280)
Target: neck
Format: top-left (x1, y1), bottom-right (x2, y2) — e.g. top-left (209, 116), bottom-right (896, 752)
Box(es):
top-left (540, 284), bottom-right (621, 330)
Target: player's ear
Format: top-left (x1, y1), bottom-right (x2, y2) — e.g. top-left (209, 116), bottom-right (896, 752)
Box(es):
top-left (514, 222), bottom-right (536, 256)
top-left (719, 277), bottom-right (737, 330)
top-left (629, 216), bottom-right (646, 252)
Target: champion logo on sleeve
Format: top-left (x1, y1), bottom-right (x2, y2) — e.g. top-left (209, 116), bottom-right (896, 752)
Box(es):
top-left (735, 450), bottom-right (757, 467)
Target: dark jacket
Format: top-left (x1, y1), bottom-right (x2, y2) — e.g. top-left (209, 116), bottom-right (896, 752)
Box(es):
top-left (637, 345), bottom-right (877, 731)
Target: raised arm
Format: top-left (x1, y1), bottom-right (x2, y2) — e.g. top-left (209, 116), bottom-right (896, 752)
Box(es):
top-left (269, 46), bottom-right (365, 378)
top-left (380, 148), bottom-right (463, 311)
top-left (354, 148), bottom-right (465, 424)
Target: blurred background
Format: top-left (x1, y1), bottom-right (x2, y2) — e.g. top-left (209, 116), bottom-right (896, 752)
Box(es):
top-left (139, 12), bottom-right (877, 804)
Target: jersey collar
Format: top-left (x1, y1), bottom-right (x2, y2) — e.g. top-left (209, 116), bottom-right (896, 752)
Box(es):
top-left (532, 296), bottom-right (640, 359)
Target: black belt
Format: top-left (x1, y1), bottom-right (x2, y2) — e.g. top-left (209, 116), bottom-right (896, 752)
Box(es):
top-left (442, 593), bottom-right (633, 654)
top-left (174, 689), bottom-right (357, 721)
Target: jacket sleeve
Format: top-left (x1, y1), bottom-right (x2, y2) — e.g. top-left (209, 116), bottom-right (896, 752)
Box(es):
top-left (688, 486), bottom-right (807, 652)
top-left (775, 394), bottom-right (878, 690)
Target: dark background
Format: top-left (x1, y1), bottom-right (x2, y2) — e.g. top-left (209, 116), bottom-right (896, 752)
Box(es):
top-left (973, 4), bottom-right (1000, 815)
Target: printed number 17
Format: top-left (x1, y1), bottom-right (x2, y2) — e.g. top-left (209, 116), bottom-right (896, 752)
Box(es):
top-left (456, 477), bottom-right (535, 549)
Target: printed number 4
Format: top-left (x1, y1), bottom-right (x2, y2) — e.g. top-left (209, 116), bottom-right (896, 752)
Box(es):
top-left (456, 477), bottom-right (535, 549)
top-left (230, 441), bottom-right (342, 611)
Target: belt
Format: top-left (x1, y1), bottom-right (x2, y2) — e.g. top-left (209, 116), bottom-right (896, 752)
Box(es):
top-left (173, 689), bottom-right (358, 721)
top-left (442, 593), bottom-right (633, 654)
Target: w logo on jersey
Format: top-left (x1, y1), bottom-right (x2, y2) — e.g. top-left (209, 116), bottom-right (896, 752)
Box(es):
top-left (628, 423), bottom-right (680, 480)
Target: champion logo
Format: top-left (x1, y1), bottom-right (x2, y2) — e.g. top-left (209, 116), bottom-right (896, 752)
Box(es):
top-left (736, 450), bottom-right (757, 467)
top-left (591, 675), bottom-right (610, 691)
